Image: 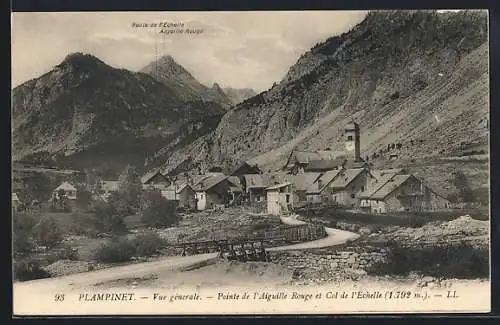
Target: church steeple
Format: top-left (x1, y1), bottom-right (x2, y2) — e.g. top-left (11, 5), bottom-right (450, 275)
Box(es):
top-left (344, 121), bottom-right (361, 162)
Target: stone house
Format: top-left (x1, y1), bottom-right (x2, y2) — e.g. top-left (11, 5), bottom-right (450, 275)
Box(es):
top-left (242, 173), bottom-right (289, 203)
top-left (358, 169), bottom-right (404, 210)
top-left (283, 150), bottom-right (345, 174)
top-left (141, 168), bottom-right (171, 188)
top-left (192, 175), bottom-right (236, 210)
top-left (306, 169), bottom-right (342, 204)
top-left (161, 183), bottom-right (197, 211)
top-left (265, 182), bottom-right (297, 216)
top-left (305, 168), bottom-right (371, 208)
top-left (230, 162), bottom-right (262, 177)
top-left (361, 174), bottom-right (450, 213)
top-left (289, 172), bottom-right (322, 203)
top-left (53, 181), bottom-right (77, 200)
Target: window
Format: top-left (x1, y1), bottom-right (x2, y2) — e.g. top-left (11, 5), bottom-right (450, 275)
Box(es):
top-left (361, 186), bottom-right (365, 192)
top-left (347, 135), bottom-right (353, 141)
top-left (350, 194), bottom-right (355, 199)
top-left (286, 194), bottom-right (290, 203)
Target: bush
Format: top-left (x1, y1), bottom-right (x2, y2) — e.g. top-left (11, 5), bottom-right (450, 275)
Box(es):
top-left (93, 236), bottom-right (136, 263)
top-left (107, 191), bottom-right (136, 217)
top-left (13, 231), bottom-right (35, 256)
top-left (140, 190), bottom-right (179, 228)
top-left (116, 165), bottom-right (142, 210)
top-left (13, 259), bottom-right (51, 281)
top-left (67, 212), bottom-right (100, 237)
top-left (32, 216), bottom-right (64, 249)
top-left (368, 241), bottom-right (489, 279)
top-left (55, 246), bottom-right (79, 261)
top-left (133, 231), bottom-right (167, 257)
top-left (76, 186), bottom-right (93, 210)
top-left (13, 211), bottom-right (38, 255)
top-left (93, 200), bottom-right (127, 235)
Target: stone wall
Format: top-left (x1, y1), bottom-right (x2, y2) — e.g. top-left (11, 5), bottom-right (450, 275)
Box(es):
top-left (268, 245), bottom-right (388, 281)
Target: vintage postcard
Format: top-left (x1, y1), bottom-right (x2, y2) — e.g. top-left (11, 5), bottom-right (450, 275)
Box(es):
top-left (11, 10), bottom-right (490, 315)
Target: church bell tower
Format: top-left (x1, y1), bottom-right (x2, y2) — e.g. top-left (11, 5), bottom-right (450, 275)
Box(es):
top-left (344, 122), bottom-right (361, 162)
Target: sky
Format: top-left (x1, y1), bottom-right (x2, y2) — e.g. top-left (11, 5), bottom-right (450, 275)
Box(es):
top-left (11, 11), bottom-right (367, 91)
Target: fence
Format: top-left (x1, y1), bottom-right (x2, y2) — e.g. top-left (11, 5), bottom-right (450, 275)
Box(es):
top-left (262, 223), bottom-right (326, 243)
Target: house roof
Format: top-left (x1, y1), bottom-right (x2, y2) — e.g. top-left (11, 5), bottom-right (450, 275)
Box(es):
top-left (343, 159), bottom-right (369, 169)
top-left (370, 168), bottom-right (404, 178)
top-left (289, 172), bottom-right (321, 191)
top-left (161, 156), bottom-right (193, 176)
top-left (244, 173), bottom-right (290, 189)
top-left (164, 183), bottom-right (193, 194)
top-left (141, 168), bottom-right (163, 184)
top-left (226, 176), bottom-right (243, 191)
top-left (230, 162), bottom-right (261, 176)
top-left (192, 174), bottom-right (228, 192)
top-left (304, 158), bottom-right (346, 171)
top-left (55, 181), bottom-right (77, 192)
top-left (370, 175), bottom-right (413, 200)
top-left (358, 172), bottom-right (398, 199)
top-left (265, 182), bottom-right (292, 191)
top-left (101, 181), bottom-right (119, 192)
top-left (190, 174), bottom-right (212, 186)
top-left (12, 193), bottom-right (19, 201)
top-left (329, 168), bottom-right (366, 189)
top-left (307, 170), bottom-right (342, 194)
top-left (292, 150), bottom-right (345, 164)
top-left (243, 174), bottom-right (267, 189)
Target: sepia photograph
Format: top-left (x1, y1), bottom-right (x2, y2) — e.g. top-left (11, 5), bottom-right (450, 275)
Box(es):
top-left (11, 9), bottom-right (490, 315)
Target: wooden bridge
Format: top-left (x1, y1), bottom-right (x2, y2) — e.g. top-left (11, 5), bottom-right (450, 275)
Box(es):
top-left (167, 223), bottom-right (326, 262)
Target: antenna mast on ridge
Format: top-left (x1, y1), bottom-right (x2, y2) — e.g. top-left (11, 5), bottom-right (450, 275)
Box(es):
top-left (154, 32), bottom-right (159, 79)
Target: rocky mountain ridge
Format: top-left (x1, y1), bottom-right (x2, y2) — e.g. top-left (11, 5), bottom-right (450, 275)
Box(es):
top-left (12, 53), bottom-right (226, 173)
top-left (222, 87), bottom-right (258, 105)
top-left (140, 55), bottom-right (234, 109)
top-left (162, 10), bottom-right (489, 173)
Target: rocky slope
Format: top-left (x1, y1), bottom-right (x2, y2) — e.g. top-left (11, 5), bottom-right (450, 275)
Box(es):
top-left (12, 53), bottom-right (226, 173)
top-left (140, 55), bottom-right (233, 109)
top-left (165, 10), bottom-right (489, 173)
top-left (222, 87), bottom-right (257, 105)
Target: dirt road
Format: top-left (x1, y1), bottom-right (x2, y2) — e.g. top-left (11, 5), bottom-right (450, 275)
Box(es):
top-left (14, 253), bottom-right (219, 293)
top-left (13, 214), bottom-right (359, 292)
top-left (267, 215), bottom-right (359, 251)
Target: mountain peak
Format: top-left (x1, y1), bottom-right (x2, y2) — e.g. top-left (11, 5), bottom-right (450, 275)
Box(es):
top-left (212, 82), bottom-right (223, 91)
top-left (157, 54), bottom-right (177, 65)
top-left (60, 52), bottom-right (106, 67)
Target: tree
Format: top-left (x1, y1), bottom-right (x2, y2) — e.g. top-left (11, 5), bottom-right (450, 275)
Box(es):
top-left (117, 165), bottom-right (142, 210)
top-left (139, 190), bottom-right (179, 228)
top-left (76, 185), bottom-right (93, 210)
top-left (452, 171), bottom-right (475, 203)
top-left (93, 200), bottom-right (127, 234)
top-left (12, 211), bottom-right (38, 255)
top-left (107, 191), bottom-right (134, 217)
top-left (32, 216), bottom-right (64, 249)
top-left (23, 173), bottom-right (55, 202)
top-left (84, 169), bottom-right (102, 194)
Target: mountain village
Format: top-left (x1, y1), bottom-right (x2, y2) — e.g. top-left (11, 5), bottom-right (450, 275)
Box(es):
top-left (11, 10), bottom-right (489, 301)
top-left (17, 122), bottom-right (452, 218)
